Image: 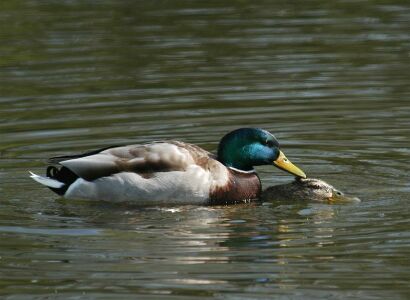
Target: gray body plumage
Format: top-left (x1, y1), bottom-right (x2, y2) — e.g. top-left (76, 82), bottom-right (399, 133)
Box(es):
top-left (30, 141), bottom-right (260, 205)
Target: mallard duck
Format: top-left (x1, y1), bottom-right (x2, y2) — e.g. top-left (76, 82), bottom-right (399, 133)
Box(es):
top-left (30, 128), bottom-right (306, 205)
top-left (261, 178), bottom-right (360, 203)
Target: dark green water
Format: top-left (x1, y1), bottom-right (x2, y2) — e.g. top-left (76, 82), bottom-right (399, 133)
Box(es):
top-left (1, 1), bottom-right (410, 299)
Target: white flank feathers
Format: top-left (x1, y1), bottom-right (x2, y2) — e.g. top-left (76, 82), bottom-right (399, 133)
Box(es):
top-left (64, 166), bottom-right (213, 205)
top-left (29, 171), bottom-right (65, 189)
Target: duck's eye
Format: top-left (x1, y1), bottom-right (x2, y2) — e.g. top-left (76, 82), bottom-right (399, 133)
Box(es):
top-left (335, 191), bottom-right (343, 196)
top-left (266, 140), bottom-right (275, 147)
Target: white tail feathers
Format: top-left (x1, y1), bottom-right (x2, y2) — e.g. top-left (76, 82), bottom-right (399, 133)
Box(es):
top-left (29, 171), bottom-right (65, 189)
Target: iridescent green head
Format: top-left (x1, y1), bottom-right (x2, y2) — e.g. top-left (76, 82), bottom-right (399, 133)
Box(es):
top-left (217, 128), bottom-right (306, 178)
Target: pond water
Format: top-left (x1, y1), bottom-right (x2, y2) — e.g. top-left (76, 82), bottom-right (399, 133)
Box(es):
top-left (1, 0), bottom-right (409, 299)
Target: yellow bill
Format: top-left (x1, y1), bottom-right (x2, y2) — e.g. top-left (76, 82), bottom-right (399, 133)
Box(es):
top-left (273, 150), bottom-right (306, 178)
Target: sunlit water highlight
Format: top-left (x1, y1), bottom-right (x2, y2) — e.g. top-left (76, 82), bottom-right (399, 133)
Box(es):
top-left (1, 1), bottom-right (409, 299)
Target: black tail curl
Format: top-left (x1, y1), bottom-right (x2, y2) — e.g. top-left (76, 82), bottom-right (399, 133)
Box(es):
top-left (46, 166), bottom-right (79, 196)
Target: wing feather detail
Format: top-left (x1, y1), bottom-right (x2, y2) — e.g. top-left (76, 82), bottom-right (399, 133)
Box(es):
top-left (55, 142), bottom-right (220, 182)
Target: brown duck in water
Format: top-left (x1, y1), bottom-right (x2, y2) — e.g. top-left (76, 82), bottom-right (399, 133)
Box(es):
top-left (262, 178), bottom-right (360, 203)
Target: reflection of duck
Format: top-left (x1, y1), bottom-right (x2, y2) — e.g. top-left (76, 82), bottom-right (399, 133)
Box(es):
top-left (262, 178), bottom-right (360, 203)
top-left (30, 128), bottom-right (306, 205)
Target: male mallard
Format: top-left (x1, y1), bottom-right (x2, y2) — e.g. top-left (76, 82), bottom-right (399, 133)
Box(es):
top-left (30, 128), bottom-right (306, 205)
top-left (262, 178), bottom-right (360, 203)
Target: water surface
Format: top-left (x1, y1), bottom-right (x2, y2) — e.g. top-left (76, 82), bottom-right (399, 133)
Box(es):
top-left (1, 0), bottom-right (409, 299)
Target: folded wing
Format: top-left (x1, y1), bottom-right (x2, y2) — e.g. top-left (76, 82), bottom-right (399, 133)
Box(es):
top-left (54, 142), bottom-right (211, 181)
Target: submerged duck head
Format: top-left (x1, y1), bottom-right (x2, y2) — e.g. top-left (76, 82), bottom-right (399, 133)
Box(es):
top-left (262, 178), bottom-right (360, 203)
top-left (217, 128), bottom-right (306, 177)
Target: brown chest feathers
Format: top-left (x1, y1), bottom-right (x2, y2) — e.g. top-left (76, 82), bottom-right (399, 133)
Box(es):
top-left (208, 169), bottom-right (261, 205)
